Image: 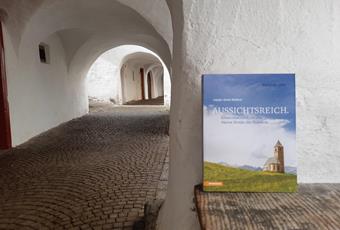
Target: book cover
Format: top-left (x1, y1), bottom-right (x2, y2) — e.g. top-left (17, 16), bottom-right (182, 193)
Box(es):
top-left (202, 74), bottom-right (297, 192)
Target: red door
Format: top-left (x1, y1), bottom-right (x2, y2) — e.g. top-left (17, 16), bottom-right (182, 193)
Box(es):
top-left (140, 68), bottom-right (145, 100)
top-left (147, 72), bottom-right (152, 99)
top-left (0, 22), bottom-right (12, 149)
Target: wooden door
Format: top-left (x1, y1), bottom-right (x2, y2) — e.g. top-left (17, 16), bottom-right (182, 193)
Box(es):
top-left (147, 72), bottom-right (152, 99)
top-left (140, 68), bottom-right (145, 100)
top-left (0, 22), bottom-right (11, 149)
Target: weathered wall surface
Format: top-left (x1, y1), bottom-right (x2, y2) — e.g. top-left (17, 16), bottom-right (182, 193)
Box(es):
top-left (159, 1), bottom-right (340, 229)
top-left (87, 55), bottom-right (120, 102)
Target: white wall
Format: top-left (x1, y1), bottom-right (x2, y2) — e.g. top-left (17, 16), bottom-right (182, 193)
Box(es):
top-left (163, 67), bottom-right (171, 107)
top-left (159, 1), bottom-right (340, 229)
top-left (149, 67), bottom-right (164, 98)
top-left (3, 26), bottom-right (85, 146)
top-left (121, 63), bottom-right (142, 103)
top-left (86, 55), bottom-right (120, 103)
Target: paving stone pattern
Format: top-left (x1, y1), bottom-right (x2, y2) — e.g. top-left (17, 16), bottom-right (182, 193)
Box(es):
top-left (0, 107), bottom-right (169, 230)
top-left (125, 97), bottom-right (164, 106)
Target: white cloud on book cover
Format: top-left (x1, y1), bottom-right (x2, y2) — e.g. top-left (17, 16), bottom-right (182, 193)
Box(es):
top-left (203, 106), bottom-right (296, 168)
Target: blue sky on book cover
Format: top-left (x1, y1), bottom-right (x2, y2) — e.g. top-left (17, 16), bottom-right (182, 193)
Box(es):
top-left (203, 74), bottom-right (297, 192)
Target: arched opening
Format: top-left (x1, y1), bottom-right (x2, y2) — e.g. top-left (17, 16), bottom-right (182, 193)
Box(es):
top-left (86, 45), bottom-right (171, 109)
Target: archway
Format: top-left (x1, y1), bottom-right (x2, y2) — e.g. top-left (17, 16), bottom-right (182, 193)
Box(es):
top-left (86, 45), bottom-right (171, 107)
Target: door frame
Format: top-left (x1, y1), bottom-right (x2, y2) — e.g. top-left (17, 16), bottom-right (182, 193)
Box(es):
top-left (0, 21), bottom-right (12, 149)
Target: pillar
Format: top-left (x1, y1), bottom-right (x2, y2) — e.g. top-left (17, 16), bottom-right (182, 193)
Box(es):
top-left (160, 1), bottom-right (340, 229)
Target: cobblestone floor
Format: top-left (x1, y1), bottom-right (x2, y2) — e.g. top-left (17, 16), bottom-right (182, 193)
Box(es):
top-left (0, 106), bottom-right (169, 230)
top-left (125, 97), bottom-right (164, 106)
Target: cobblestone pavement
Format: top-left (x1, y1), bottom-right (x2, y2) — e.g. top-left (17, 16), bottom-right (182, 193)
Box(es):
top-left (0, 106), bottom-right (169, 230)
top-left (125, 97), bottom-right (164, 106)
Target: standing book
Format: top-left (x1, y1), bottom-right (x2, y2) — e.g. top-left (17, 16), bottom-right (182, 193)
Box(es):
top-left (202, 74), bottom-right (297, 192)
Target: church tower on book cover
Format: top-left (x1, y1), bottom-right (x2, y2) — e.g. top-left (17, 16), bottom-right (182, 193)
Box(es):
top-left (263, 140), bottom-right (285, 173)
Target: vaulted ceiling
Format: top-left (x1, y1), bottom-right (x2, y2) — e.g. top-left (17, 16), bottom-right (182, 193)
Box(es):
top-left (0, 0), bottom-right (173, 70)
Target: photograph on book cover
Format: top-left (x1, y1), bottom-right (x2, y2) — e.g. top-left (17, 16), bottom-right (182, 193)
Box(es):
top-left (202, 74), bottom-right (297, 192)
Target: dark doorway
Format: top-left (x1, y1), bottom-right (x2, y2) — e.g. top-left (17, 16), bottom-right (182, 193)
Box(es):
top-left (140, 68), bottom-right (145, 100)
top-left (147, 72), bottom-right (152, 99)
top-left (0, 22), bottom-right (11, 149)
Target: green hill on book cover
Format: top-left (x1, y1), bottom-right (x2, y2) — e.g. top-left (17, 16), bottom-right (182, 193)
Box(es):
top-left (204, 162), bottom-right (297, 192)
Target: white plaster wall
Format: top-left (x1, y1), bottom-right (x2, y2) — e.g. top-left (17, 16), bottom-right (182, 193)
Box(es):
top-left (121, 63), bottom-right (142, 103)
top-left (3, 27), bottom-right (85, 146)
top-left (149, 67), bottom-right (164, 98)
top-left (87, 54), bottom-right (120, 102)
top-left (160, 1), bottom-right (340, 229)
top-left (163, 68), bottom-right (171, 107)
top-left (116, 0), bottom-right (173, 50)
top-left (143, 69), bottom-right (150, 100)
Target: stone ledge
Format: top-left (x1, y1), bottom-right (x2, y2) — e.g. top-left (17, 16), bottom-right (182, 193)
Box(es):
top-left (194, 184), bottom-right (340, 230)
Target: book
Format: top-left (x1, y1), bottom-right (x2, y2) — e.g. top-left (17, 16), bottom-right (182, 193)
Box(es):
top-left (202, 74), bottom-right (297, 192)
